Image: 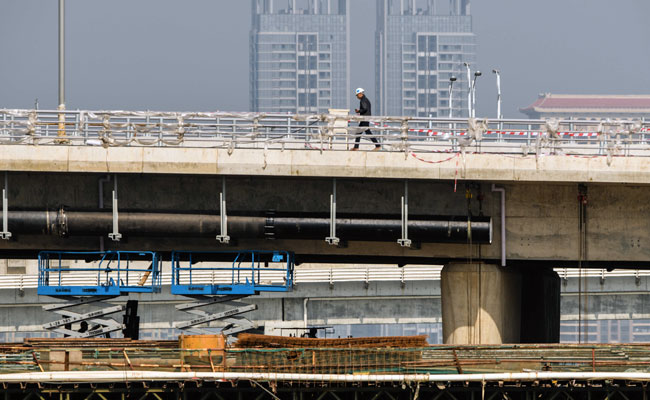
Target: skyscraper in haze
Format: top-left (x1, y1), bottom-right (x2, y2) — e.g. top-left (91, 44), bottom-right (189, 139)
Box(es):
top-left (250, 0), bottom-right (350, 114)
top-left (376, 0), bottom-right (475, 117)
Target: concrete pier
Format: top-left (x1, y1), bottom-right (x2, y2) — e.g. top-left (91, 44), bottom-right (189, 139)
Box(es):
top-left (441, 263), bottom-right (521, 344)
top-left (441, 263), bottom-right (562, 344)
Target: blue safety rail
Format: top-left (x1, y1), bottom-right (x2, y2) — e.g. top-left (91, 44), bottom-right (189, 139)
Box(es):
top-left (171, 250), bottom-right (294, 296)
top-left (38, 251), bottom-right (162, 296)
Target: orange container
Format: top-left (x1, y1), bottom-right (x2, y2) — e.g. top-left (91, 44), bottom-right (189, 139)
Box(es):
top-left (179, 334), bottom-right (226, 350)
top-left (179, 334), bottom-right (227, 372)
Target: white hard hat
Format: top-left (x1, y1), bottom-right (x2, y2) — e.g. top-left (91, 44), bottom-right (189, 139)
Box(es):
top-left (355, 88), bottom-right (365, 95)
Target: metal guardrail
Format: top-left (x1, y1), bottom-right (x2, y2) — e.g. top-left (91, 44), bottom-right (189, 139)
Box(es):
top-left (1, 108), bottom-right (649, 157)
top-left (37, 251), bottom-right (162, 296)
top-left (171, 250), bottom-right (294, 295)
top-left (1, 266), bottom-right (648, 290)
top-left (0, 265), bottom-right (443, 290)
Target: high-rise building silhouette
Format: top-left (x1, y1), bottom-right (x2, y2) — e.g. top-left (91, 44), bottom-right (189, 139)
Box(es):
top-left (375, 0), bottom-right (475, 117)
top-left (250, 0), bottom-right (350, 113)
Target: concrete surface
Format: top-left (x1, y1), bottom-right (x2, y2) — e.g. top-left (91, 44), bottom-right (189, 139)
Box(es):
top-left (2, 145), bottom-right (650, 183)
top-left (441, 263), bottom-right (522, 344)
top-left (2, 172), bottom-right (650, 266)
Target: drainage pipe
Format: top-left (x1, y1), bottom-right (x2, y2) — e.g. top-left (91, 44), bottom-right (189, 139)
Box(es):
top-left (6, 210), bottom-right (492, 244)
top-left (491, 184), bottom-right (506, 266)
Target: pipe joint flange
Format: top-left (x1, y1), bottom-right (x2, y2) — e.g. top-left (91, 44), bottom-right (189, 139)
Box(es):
top-left (57, 207), bottom-right (68, 238)
top-left (264, 211), bottom-right (275, 240)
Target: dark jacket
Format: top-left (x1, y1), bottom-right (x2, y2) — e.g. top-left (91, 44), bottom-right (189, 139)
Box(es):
top-left (358, 95), bottom-right (372, 116)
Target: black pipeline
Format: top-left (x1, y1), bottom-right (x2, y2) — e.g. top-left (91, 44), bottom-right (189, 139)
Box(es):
top-left (6, 210), bottom-right (492, 244)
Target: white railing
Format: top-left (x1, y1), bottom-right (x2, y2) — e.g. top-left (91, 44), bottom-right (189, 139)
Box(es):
top-left (2, 265), bottom-right (442, 290)
top-left (1, 108), bottom-right (649, 157)
top-left (2, 266), bottom-right (650, 290)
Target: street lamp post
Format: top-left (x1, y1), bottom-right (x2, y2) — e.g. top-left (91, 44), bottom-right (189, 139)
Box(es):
top-left (471, 71), bottom-right (482, 118)
top-left (464, 62), bottom-right (471, 118)
top-left (58, 0), bottom-right (64, 109)
top-left (448, 76), bottom-right (457, 119)
top-left (57, 0), bottom-right (66, 140)
top-left (493, 69), bottom-right (502, 120)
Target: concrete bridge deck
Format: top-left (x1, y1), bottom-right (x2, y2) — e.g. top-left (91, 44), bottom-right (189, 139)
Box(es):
top-left (2, 145), bottom-right (650, 184)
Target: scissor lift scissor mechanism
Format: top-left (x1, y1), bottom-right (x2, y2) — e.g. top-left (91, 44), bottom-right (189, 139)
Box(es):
top-left (171, 250), bottom-right (295, 336)
top-left (38, 251), bottom-right (162, 338)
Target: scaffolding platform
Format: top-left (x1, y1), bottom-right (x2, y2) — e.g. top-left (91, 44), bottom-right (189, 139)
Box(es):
top-left (171, 250), bottom-right (294, 296)
top-left (38, 251), bottom-right (162, 296)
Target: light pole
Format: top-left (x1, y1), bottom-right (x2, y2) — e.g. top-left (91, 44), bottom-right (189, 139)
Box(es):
top-left (59, 0), bottom-right (65, 109)
top-left (448, 76), bottom-right (457, 119)
top-left (471, 71), bottom-right (482, 118)
top-left (464, 62), bottom-right (471, 118)
top-left (493, 69), bottom-right (502, 120)
top-left (57, 0), bottom-right (66, 140)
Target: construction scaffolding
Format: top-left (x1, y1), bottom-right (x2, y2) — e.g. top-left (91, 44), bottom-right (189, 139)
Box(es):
top-left (1, 339), bottom-right (650, 376)
top-left (0, 339), bottom-right (650, 399)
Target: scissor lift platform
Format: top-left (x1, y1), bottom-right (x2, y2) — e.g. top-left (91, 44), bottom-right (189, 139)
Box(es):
top-left (38, 251), bottom-right (162, 338)
top-left (171, 250), bottom-right (294, 335)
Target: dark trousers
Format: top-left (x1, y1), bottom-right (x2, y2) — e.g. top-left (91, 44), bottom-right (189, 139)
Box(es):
top-left (353, 121), bottom-right (380, 149)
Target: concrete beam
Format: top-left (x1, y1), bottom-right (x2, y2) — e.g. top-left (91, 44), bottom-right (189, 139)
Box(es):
top-left (3, 145), bottom-right (650, 184)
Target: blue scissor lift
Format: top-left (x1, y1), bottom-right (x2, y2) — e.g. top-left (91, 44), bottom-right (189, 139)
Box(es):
top-left (171, 250), bottom-right (294, 335)
top-left (38, 251), bottom-right (162, 338)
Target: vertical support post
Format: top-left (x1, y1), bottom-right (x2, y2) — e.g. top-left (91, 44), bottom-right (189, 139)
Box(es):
top-left (326, 178), bottom-right (340, 245)
top-left (1, 172), bottom-right (11, 240)
top-left (57, 0), bottom-right (66, 140)
top-left (465, 63), bottom-right (472, 118)
top-left (108, 175), bottom-right (122, 241)
top-left (217, 177), bottom-right (230, 244)
top-left (398, 180), bottom-right (411, 247)
top-left (58, 0), bottom-right (65, 109)
top-left (448, 80), bottom-right (454, 119)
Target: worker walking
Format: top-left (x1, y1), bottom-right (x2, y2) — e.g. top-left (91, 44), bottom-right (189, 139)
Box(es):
top-left (352, 88), bottom-right (380, 151)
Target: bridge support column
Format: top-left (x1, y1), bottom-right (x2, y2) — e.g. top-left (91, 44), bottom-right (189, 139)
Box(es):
top-left (442, 263), bottom-right (561, 344)
top-left (441, 263), bottom-right (521, 344)
top-left (520, 267), bottom-right (560, 343)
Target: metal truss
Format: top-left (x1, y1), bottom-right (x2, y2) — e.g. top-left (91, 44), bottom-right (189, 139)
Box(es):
top-left (173, 294), bottom-right (257, 335)
top-left (0, 381), bottom-right (647, 400)
top-left (41, 295), bottom-right (124, 338)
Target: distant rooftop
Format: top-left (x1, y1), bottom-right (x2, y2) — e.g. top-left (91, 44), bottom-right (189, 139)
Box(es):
top-left (521, 94), bottom-right (650, 118)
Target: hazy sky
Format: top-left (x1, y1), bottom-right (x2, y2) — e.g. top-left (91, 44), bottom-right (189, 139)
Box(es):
top-left (2, 1), bottom-right (649, 117)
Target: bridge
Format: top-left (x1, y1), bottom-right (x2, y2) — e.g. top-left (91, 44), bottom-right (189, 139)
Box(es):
top-left (1, 108), bottom-right (650, 345)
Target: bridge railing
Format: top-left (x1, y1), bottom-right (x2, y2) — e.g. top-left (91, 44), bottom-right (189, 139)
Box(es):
top-left (4, 265), bottom-right (649, 291)
top-left (1, 108), bottom-right (649, 157)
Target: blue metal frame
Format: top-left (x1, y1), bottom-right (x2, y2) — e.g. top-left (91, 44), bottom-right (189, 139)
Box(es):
top-left (171, 250), bottom-right (294, 296)
top-left (38, 251), bottom-right (162, 296)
